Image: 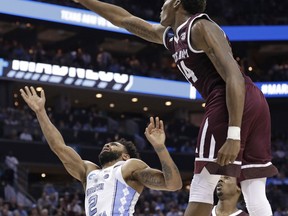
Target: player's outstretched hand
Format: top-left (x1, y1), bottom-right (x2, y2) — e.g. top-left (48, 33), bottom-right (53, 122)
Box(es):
top-left (144, 117), bottom-right (166, 148)
top-left (20, 86), bottom-right (46, 113)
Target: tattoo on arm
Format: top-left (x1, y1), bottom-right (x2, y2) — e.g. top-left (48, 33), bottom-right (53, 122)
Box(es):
top-left (136, 161), bottom-right (178, 188)
top-left (137, 170), bottom-right (165, 187)
top-left (154, 146), bottom-right (165, 153)
top-left (121, 20), bottom-right (159, 42)
top-left (160, 160), bottom-right (173, 180)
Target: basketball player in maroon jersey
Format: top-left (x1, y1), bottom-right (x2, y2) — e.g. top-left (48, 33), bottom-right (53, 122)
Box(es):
top-left (72, 0), bottom-right (278, 215)
top-left (211, 176), bottom-right (248, 216)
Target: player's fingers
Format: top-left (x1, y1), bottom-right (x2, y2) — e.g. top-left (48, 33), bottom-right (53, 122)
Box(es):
top-left (144, 127), bottom-right (151, 137)
top-left (19, 89), bottom-right (27, 98)
top-left (229, 155), bottom-right (237, 164)
top-left (24, 86), bottom-right (32, 96)
top-left (150, 116), bottom-right (155, 128)
top-left (146, 120), bottom-right (153, 132)
top-left (224, 154), bottom-right (236, 166)
top-left (30, 86), bottom-right (37, 95)
top-left (223, 157), bottom-right (231, 166)
top-left (40, 89), bottom-right (45, 99)
top-left (19, 89), bottom-right (27, 96)
top-left (159, 120), bottom-right (164, 130)
top-left (216, 153), bottom-right (225, 166)
top-left (155, 117), bottom-right (160, 128)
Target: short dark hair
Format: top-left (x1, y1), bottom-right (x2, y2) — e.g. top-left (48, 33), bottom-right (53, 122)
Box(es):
top-left (117, 138), bottom-right (140, 159)
top-left (182, 0), bottom-right (207, 15)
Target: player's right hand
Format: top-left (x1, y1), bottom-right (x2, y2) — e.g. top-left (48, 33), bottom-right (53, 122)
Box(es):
top-left (216, 139), bottom-right (240, 166)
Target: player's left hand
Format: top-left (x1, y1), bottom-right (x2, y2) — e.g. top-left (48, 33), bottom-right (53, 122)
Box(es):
top-left (20, 86), bottom-right (46, 113)
top-left (144, 117), bottom-right (166, 148)
top-left (216, 139), bottom-right (240, 166)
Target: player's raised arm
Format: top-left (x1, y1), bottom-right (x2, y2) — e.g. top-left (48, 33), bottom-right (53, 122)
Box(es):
top-left (20, 86), bottom-right (87, 183)
top-left (75, 0), bottom-right (165, 44)
top-left (127, 117), bottom-right (182, 191)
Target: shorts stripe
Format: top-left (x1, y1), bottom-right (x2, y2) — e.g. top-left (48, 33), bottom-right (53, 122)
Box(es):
top-left (208, 135), bottom-right (215, 159)
top-left (199, 118), bottom-right (209, 158)
top-left (241, 162), bottom-right (272, 169)
top-left (195, 157), bottom-right (242, 165)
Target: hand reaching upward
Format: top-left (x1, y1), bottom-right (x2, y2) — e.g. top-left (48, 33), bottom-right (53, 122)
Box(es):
top-left (145, 117), bottom-right (166, 148)
top-left (20, 86), bottom-right (46, 113)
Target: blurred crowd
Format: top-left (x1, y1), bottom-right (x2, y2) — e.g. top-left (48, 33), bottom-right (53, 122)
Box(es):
top-left (1, 37), bottom-right (288, 83)
top-left (30, 0), bottom-right (288, 25)
top-left (0, 106), bottom-right (197, 153)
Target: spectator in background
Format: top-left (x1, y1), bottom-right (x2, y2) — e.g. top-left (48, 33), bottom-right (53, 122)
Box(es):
top-left (29, 204), bottom-right (40, 216)
top-left (96, 47), bottom-right (112, 70)
top-left (40, 208), bottom-right (49, 216)
top-left (19, 128), bottom-right (33, 141)
top-left (5, 151), bottom-right (19, 185)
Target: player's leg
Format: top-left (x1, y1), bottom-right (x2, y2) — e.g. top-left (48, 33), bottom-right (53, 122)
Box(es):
top-left (240, 84), bottom-right (277, 216)
top-left (240, 178), bottom-right (272, 216)
top-left (184, 90), bottom-right (236, 216)
top-left (184, 168), bottom-right (220, 216)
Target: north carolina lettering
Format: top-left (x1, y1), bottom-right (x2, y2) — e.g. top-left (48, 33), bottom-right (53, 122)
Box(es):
top-left (86, 183), bottom-right (104, 196)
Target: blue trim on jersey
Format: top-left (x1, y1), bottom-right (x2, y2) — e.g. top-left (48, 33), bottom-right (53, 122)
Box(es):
top-left (112, 180), bottom-right (136, 215)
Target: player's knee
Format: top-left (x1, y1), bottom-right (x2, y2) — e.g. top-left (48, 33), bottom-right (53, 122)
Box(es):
top-left (245, 199), bottom-right (272, 216)
top-left (241, 178), bottom-right (272, 216)
top-left (189, 168), bottom-right (220, 204)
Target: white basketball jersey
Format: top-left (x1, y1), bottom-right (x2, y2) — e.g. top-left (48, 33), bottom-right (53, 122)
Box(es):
top-left (85, 161), bottom-right (140, 216)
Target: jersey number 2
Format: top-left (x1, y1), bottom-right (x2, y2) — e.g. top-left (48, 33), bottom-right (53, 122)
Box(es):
top-left (88, 195), bottom-right (98, 216)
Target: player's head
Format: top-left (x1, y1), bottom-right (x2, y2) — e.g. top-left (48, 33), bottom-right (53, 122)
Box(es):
top-left (98, 138), bottom-right (140, 166)
top-left (160, 0), bottom-right (206, 26)
top-left (182, 0), bottom-right (206, 15)
top-left (216, 176), bottom-right (241, 201)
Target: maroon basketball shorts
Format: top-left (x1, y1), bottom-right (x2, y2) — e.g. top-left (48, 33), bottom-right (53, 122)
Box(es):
top-left (194, 83), bottom-right (278, 180)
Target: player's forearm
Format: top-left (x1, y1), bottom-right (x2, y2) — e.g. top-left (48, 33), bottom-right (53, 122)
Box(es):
top-left (35, 109), bottom-right (66, 151)
top-left (226, 73), bottom-right (245, 128)
top-left (154, 145), bottom-right (182, 190)
top-left (77, 0), bottom-right (131, 27)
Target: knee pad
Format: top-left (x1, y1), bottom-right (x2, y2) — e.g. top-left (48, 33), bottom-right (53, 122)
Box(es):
top-left (241, 178), bottom-right (272, 216)
top-left (189, 168), bottom-right (220, 204)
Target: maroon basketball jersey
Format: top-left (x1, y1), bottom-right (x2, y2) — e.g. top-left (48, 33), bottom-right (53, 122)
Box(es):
top-left (164, 13), bottom-right (235, 99)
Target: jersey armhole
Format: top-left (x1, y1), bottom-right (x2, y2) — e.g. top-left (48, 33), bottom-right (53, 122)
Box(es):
top-left (187, 14), bottom-right (207, 54)
top-left (115, 164), bottom-right (129, 186)
top-left (163, 26), bottom-right (172, 50)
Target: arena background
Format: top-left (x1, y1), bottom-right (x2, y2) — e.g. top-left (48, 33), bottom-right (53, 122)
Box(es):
top-left (0, 0), bottom-right (288, 215)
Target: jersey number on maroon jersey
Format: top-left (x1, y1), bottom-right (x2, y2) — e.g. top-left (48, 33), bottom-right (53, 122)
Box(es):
top-left (177, 60), bottom-right (198, 83)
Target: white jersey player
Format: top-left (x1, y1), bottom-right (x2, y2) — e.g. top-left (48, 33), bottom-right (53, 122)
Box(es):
top-left (20, 86), bottom-right (182, 216)
top-left (85, 161), bottom-right (139, 215)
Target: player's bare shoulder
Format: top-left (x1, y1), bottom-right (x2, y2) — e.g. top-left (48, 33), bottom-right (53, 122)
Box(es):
top-left (190, 19), bottom-right (211, 51)
top-left (122, 158), bottom-right (148, 177)
top-left (121, 159), bottom-right (147, 193)
top-left (84, 160), bottom-right (100, 175)
top-left (81, 160), bottom-right (100, 189)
